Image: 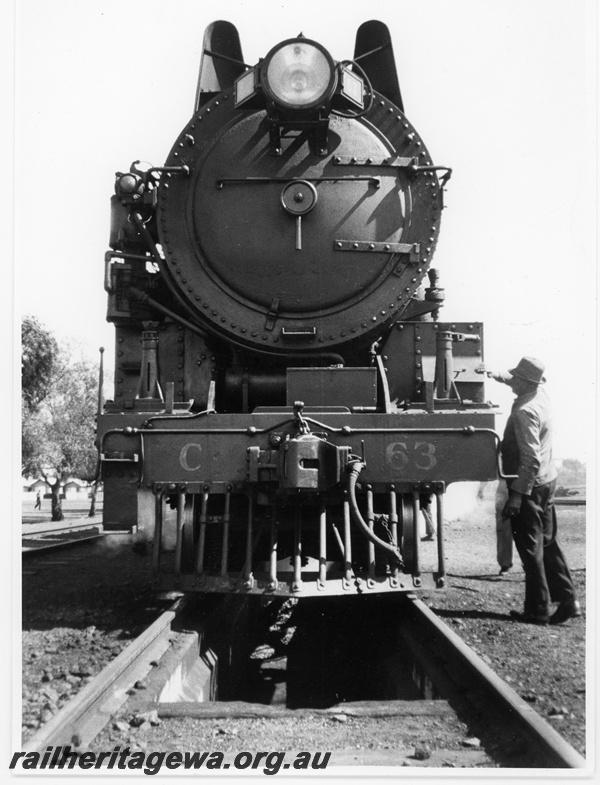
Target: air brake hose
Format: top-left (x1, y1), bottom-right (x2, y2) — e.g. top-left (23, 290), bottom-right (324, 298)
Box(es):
top-left (346, 460), bottom-right (404, 567)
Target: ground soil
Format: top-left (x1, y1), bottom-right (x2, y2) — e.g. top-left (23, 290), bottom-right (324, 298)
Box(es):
top-left (21, 491), bottom-right (586, 765)
top-left (422, 491), bottom-right (586, 756)
top-left (22, 502), bottom-right (162, 740)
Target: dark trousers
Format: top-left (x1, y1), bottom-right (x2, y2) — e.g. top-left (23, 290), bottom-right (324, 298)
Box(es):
top-left (510, 480), bottom-right (576, 616)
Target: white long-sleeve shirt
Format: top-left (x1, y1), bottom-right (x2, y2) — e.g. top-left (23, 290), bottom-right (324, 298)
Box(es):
top-left (501, 387), bottom-right (557, 495)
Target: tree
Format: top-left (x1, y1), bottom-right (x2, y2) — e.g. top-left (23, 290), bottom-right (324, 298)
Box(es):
top-left (556, 458), bottom-right (586, 488)
top-left (22, 316), bottom-right (59, 470)
top-left (22, 342), bottom-right (99, 521)
top-left (21, 316), bottom-right (58, 412)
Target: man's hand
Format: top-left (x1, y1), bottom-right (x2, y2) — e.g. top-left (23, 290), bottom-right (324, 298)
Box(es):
top-left (476, 365), bottom-right (512, 384)
top-left (475, 364), bottom-right (497, 378)
top-left (502, 490), bottom-right (523, 518)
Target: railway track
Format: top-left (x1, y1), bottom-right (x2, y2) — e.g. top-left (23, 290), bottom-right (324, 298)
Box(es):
top-left (554, 498), bottom-right (586, 506)
top-left (24, 597), bottom-right (190, 753)
top-left (398, 597), bottom-right (585, 768)
top-left (22, 523), bottom-right (105, 554)
top-left (22, 594), bottom-right (585, 769)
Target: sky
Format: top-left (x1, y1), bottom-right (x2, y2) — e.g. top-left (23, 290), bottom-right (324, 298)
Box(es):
top-left (8, 0), bottom-right (597, 460)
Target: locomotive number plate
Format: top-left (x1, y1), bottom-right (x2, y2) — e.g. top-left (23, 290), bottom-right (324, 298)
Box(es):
top-left (386, 441), bottom-right (437, 471)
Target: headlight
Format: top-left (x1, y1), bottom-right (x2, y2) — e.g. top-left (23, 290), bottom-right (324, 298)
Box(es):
top-left (263, 39), bottom-right (336, 110)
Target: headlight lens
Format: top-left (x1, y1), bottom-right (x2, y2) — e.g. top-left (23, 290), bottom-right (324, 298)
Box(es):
top-left (264, 41), bottom-right (334, 109)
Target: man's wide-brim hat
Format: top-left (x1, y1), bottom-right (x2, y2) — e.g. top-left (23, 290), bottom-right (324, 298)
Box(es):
top-left (508, 356), bottom-right (546, 384)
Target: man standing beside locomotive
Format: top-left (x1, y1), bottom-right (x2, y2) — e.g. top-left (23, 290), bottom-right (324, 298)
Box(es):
top-left (482, 357), bottom-right (581, 625)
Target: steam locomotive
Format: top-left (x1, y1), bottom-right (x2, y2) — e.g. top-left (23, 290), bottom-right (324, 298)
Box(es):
top-left (98, 20), bottom-right (502, 597)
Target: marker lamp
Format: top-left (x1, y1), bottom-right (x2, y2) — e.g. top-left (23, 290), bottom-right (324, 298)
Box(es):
top-left (340, 66), bottom-right (364, 109)
top-left (234, 68), bottom-right (258, 107)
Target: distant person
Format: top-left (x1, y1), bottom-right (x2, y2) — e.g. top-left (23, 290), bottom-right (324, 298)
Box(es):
top-left (420, 495), bottom-right (436, 541)
top-left (495, 482), bottom-right (513, 575)
top-left (483, 357), bottom-right (580, 625)
top-left (477, 481), bottom-right (512, 573)
top-left (34, 491), bottom-right (41, 510)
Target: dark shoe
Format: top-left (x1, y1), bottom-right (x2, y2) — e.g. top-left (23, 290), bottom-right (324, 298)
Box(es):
top-left (550, 600), bottom-right (582, 625)
top-left (509, 610), bottom-right (549, 625)
top-left (421, 535), bottom-right (434, 542)
top-left (499, 566), bottom-right (511, 576)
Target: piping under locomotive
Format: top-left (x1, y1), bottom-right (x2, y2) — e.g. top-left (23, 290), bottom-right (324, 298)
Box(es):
top-left (98, 20), bottom-right (504, 596)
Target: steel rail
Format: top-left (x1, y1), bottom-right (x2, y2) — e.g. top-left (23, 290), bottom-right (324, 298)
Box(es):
top-left (24, 599), bottom-right (187, 752)
top-left (22, 527), bottom-right (105, 555)
top-left (406, 597), bottom-right (586, 769)
top-left (22, 523), bottom-right (103, 539)
top-left (22, 536), bottom-right (104, 555)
